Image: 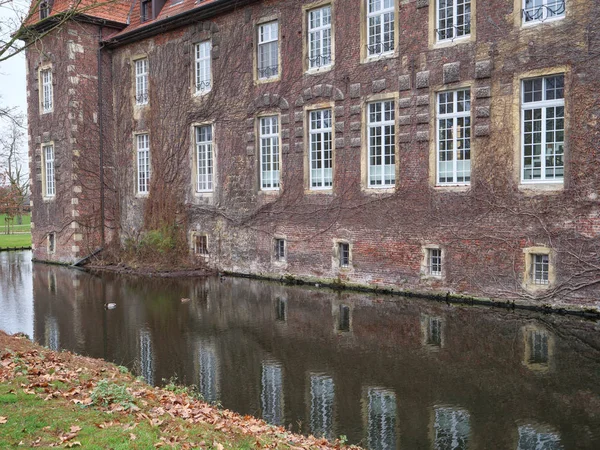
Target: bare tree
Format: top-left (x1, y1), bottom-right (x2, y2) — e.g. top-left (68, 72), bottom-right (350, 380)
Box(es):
top-left (0, 115), bottom-right (27, 222)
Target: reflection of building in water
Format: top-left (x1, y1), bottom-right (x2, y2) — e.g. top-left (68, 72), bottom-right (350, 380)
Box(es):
top-left (196, 341), bottom-right (220, 403)
top-left (366, 387), bottom-right (397, 450)
top-left (517, 424), bottom-right (561, 450)
top-left (261, 362), bottom-right (284, 426)
top-left (139, 329), bottom-right (154, 385)
top-left (423, 315), bottom-right (443, 348)
top-left (523, 326), bottom-right (553, 372)
top-left (433, 406), bottom-right (471, 450)
top-left (45, 316), bottom-right (60, 350)
top-left (309, 373), bottom-right (335, 440)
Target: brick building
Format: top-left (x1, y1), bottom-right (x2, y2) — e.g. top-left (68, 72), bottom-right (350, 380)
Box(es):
top-left (25, 0), bottom-right (600, 306)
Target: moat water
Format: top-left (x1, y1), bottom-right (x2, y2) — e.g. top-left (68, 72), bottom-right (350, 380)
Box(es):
top-left (1, 251), bottom-right (599, 449)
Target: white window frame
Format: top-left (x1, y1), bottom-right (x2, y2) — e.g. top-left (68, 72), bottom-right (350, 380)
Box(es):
top-left (428, 248), bottom-right (442, 276)
top-left (307, 5), bottom-right (333, 71)
top-left (436, 89), bottom-right (471, 186)
top-left (40, 68), bottom-right (53, 113)
top-left (521, 74), bottom-right (565, 184)
top-left (136, 134), bottom-right (150, 195)
top-left (309, 109), bottom-right (333, 190)
top-left (367, 100), bottom-right (396, 188)
top-left (195, 125), bottom-right (214, 193)
top-left (135, 58), bottom-right (149, 105)
top-left (42, 143), bottom-right (55, 198)
top-left (436, 0), bottom-right (471, 42)
top-left (195, 41), bottom-right (212, 94)
top-left (532, 253), bottom-right (549, 285)
top-left (366, 0), bottom-right (395, 57)
top-left (257, 21), bottom-right (279, 80)
top-left (522, 0), bottom-right (566, 25)
top-left (259, 116), bottom-right (280, 191)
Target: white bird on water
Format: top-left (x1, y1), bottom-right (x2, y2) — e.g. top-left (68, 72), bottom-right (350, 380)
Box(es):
top-left (104, 303), bottom-right (116, 310)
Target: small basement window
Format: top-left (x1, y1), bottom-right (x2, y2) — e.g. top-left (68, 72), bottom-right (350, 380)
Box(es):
top-left (48, 232), bottom-right (56, 254)
top-left (338, 242), bottom-right (350, 268)
top-left (274, 238), bottom-right (285, 262)
top-left (193, 234), bottom-right (208, 256)
top-left (428, 248), bottom-right (442, 276)
top-left (532, 254), bottom-right (549, 285)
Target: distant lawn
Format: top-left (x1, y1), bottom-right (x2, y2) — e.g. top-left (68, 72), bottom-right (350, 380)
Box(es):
top-left (1, 213), bottom-right (31, 234)
top-left (0, 233), bottom-right (31, 249)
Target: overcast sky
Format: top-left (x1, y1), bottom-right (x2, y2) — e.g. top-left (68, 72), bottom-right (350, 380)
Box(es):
top-left (0, 0), bottom-right (28, 120)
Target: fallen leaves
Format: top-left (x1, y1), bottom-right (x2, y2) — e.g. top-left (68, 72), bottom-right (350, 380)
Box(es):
top-left (0, 332), bottom-right (355, 450)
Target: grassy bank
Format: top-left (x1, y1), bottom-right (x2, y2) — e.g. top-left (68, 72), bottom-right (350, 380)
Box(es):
top-left (0, 332), bottom-right (349, 449)
top-left (0, 233), bottom-right (31, 249)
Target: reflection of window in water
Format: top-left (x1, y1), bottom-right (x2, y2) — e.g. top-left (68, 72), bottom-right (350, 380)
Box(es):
top-left (434, 406), bottom-right (470, 450)
top-left (48, 271), bottom-right (56, 294)
top-left (310, 374), bottom-right (335, 440)
top-left (261, 362), bottom-right (284, 426)
top-left (517, 425), bottom-right (561, 450)
top-left (45, 317), bottom-right (59, 351)
top-left (367, 388), bottom-right (397, 450)
top-left (427, 317), bottom-right (442, 347)
top-left (528, 330), bottom-right (549, 365)
top-left (275, 298), bottom-right (287, 322)
top-left (197, 342), bottom-right (219, 403)
top-left (338, 304), bottom-right (350, 332)
top-left (139, 330), bottom-right (154, 385)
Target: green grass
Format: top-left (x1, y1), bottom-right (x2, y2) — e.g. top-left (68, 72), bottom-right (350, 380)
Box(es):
top-left (0, 378), bottom-right (262, 449)
top-left (0, 381), bottom-right (164, 449)
top-left (0, 233), bottom-right (31, 249)
top-left (1, 213), bottom-right (31, 234)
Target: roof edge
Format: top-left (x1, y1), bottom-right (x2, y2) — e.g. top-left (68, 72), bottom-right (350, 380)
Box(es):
top-left (19, 13), bottom-right (127, 40)
top-left (103, 0), bottom-right (258, 48)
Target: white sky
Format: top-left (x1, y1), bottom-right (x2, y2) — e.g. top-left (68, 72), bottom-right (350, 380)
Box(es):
top-left (0, 0), bottom-right (28, 120)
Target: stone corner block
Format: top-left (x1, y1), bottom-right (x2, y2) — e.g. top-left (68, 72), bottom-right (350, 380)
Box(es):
top-left (416, 0), bottom-right (429, 8)
top-left (416, 71), bottom-right (430, 89)
top-left (476, 106), bottom-right (490, 119)
top-left (443, 62), bottom-right (461, 84)
top-left (416, 131), bottom-right (429, 142)
top-left (475, 86), bottom-right (491, 99)
top-left (398, 74), bottom-right (411, 91)
top-left (475, 60), bottom-right (493, 79)
top-left (372, 79), bottom-right (387, 93)
top-left (475, 125), bottom-right (490, 137)
top-left (349, 83), bottom-right (361, 99)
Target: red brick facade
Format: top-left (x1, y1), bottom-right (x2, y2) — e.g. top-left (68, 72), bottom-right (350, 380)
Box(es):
top-left (26, 0), bottom-right (600, 307)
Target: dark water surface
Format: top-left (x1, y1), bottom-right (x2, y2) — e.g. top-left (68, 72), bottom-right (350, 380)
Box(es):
top-left (1, 251), bottom-right (600, 449)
